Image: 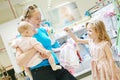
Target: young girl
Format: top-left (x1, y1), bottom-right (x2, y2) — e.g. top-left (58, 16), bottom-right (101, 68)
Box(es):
top-left (11, 21), bottom-right (61, 80)
top-left (64, 20), bottom-right (120, 80)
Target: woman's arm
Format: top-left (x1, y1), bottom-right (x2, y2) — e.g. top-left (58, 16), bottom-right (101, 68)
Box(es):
top-left (16, 48), bottom-right (36, 66)
top-left (64, 27), bottom-right (88, 44)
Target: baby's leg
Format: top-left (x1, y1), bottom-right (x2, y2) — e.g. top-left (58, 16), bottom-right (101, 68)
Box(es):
top-left (48, 54), bottom-right (62, 71)
top-left (24, 67), bottom-right (33, 80)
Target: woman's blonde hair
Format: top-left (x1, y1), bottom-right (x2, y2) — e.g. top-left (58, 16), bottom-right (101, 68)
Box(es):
top-left (20, 4), bottom-right (38, 21)
top-left (86, 20), bottom-right (112, 46)
top-left (18, 21), bottom-right (33, 34)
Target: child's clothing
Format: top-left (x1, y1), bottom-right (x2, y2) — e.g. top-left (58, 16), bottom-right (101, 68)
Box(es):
top-left (11, 37), bottom-right (42, 67)
top-left (60, 38), bottom-right (80, 74)
top-left (89, 40), bottom-right (120, 80)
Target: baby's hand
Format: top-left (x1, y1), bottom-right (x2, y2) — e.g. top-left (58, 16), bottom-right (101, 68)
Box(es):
top-left (40, 50), bottom-right (51, 59)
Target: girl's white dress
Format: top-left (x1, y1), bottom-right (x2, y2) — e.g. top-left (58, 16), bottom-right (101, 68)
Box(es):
top-left (89, 40), bottom-right (120, 80)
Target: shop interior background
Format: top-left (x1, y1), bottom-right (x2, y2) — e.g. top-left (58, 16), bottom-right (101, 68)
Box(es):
top-left (0, 0), bottom-right (119, 80)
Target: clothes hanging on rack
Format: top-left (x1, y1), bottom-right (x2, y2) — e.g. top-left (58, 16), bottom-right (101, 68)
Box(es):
top-left (59, 38), bottom-right (80, 74)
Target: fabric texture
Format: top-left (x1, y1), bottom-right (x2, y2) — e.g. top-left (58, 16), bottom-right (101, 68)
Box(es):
top-left (59, 38), bottom-right (80, 74)
top-left (60, 38), bottom-right (80, 73)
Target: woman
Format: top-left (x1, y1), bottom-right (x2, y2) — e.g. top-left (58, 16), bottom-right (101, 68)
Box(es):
top-left (16, 4), bottom-right (77, 80)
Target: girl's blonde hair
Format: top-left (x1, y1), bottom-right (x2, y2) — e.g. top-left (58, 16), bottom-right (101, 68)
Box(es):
top-left (18, 21), bottom-right (33, 34)
top-left (20, 4), bottom-right (38, 21)
top-left (86, 20), bottom-right (112, 46)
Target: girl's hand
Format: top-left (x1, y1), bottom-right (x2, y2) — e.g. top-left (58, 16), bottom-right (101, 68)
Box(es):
top-left (64, 27), bottom-right (70, 32)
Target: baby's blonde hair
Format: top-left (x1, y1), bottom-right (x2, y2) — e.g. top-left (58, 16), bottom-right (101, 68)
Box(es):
top-left (86, 20), bottom-right (112, 46)
top-left (18, 21), bottom-right (33, 34)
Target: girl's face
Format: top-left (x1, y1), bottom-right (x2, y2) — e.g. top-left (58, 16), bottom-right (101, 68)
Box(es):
top-left (28, 10), bottom-right (41, 28)
top-left (87, 24), bottom-right (98, 40)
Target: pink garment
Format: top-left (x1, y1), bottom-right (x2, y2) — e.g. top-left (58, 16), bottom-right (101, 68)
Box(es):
top-left (89, 40), bottom-right (120, 80)
top-left (68, 68), bottom-right (75, 74)
top-left (12, 37), bottom-right (42, 67)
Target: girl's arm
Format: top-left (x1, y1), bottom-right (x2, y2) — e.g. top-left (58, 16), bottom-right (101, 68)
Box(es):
top-left (104, 43), bottom-right (117, 79)
top-left (64, 27), bottom-right (88, 44)
top-left (16, 48), bottom-right (36, 66)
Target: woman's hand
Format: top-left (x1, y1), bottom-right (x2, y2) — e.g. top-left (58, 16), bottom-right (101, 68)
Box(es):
top-left (40, 50), bottom-right (51, 59)
top-left (16, 48), bottom-right (37, 66)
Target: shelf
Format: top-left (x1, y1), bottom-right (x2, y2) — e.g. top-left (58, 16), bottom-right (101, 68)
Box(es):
top-left (74, 68), bottom-right (91, 77)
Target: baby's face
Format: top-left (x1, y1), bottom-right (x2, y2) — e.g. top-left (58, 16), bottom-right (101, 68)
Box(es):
top-left (27, 26), bottom-right (35, 37)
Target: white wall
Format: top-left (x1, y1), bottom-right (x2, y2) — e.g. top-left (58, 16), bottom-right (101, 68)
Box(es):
top-left (0, 18), bottom-right (22, 73)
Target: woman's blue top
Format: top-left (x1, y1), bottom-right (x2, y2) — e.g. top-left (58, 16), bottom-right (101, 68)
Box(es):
top-left (30, 27), bottom-right (59, 70)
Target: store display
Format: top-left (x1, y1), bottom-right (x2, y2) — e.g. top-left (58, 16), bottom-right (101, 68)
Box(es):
top-left (113, 0), bottom-right (120, 56)
top-left (85, 0), bottom-right (112, 18)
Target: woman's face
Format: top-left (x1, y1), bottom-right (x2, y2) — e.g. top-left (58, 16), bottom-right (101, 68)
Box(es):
top-left (28, 10), bottom-right (41, 28)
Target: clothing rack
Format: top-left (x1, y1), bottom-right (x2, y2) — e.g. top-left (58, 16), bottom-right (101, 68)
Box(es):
top-left (86, 0), bottom-right (112, 16)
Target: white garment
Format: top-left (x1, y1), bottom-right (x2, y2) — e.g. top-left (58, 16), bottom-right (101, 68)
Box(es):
top-left (60, 38), bottom-right (79, 69)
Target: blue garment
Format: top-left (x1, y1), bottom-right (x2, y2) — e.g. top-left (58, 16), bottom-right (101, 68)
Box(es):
top-left (30, 27), bottom-right (59, 70)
